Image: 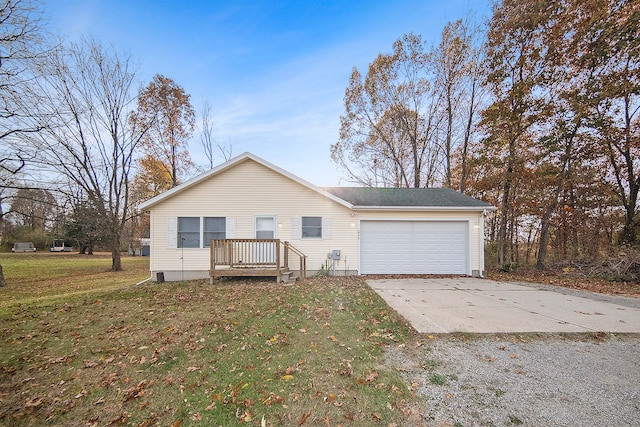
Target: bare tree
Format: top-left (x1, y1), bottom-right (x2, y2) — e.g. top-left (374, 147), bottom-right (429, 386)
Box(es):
top-left (430, 18), bottom-right (486, 193)
top-left (24, 39), bottom-right (151, 271)
top-left (0, 0), bottom-right (47, 287)
top-left (332, 33), bottom-right (445, 188)
top-left (200, 100), bottom-right (231, 170)
top-left (433, 20), bottom-right (472, 188)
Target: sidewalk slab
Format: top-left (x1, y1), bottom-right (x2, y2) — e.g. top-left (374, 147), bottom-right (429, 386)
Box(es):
top-left (367, 278), bottom-right (640, 334)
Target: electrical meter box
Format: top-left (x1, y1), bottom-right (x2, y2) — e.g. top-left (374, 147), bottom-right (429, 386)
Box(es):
top-left (330, 250), bottom-right (341, 260)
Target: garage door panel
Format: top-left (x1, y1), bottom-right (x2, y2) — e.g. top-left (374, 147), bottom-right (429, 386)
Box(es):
top-left (360, 221), bottom-right (468, 275)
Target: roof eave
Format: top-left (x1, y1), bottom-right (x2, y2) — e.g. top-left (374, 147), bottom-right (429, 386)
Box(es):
top-left (138, 152), bottom-right (355, 211)
top-left (353, 205), bottom-right (497, 212)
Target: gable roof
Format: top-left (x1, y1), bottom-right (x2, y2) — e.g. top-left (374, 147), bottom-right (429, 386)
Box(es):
top-left (138, 152), bottom-right (353, 210)
top-left (138, 152), bottom-right (495, 212)
top-left (324, 187), bottom-right (495, 211)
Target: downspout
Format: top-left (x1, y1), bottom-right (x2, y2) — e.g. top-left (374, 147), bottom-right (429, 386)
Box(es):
top-left (135, 276), bottom-right (153, 286)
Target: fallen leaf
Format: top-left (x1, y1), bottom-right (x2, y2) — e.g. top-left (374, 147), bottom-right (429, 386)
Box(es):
top-left (365, 371), bottom-right (379, 383)
top-left (285, 366), bottom-right (297, 375)
top-left (297, 411), bottom-right (311, 426)
top-left (24, 397), bottom-right (43, 407)
top-left (109, 412), bottom-right (130, 425)
top-left (282, 374), bottom-right (294, 380)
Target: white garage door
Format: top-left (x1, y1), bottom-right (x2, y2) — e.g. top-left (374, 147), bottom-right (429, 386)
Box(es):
top-left (360, 221), bottom-right (469, 274)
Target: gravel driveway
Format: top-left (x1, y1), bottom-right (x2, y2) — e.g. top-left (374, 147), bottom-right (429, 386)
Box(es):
top-left (385, 334), bottom-right (640, 426)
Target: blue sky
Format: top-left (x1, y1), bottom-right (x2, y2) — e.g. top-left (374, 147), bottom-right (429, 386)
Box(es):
top-left (42, 0), bottom-right (490, 186)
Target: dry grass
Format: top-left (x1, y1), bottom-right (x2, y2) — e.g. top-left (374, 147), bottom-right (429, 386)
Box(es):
top-left (0, 252), bottom-right (150, 311)
top-left (0, 255), bottom-right (418, 426)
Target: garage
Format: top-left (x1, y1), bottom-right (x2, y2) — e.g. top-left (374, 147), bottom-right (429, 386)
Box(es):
top-left (360, 220), bottom-right (469, 275)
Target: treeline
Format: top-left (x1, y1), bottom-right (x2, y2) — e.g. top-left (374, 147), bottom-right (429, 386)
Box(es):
top-left (333, 0), bottom-right (639, 271)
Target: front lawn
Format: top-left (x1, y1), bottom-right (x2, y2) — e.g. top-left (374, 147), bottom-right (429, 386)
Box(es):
top-left (0, 255), bottom-right (416, 426)
top-left (0, 252), bottom-right (150, 310)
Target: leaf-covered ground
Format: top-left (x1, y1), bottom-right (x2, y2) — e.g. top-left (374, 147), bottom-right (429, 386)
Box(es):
top-left (0, 274), bottom-right (418, 426)
top-left (487, 268), bottom-right (640, 297)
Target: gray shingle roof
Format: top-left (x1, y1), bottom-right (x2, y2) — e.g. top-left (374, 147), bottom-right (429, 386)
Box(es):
top-left (323, 187), bottom-right (493, 209)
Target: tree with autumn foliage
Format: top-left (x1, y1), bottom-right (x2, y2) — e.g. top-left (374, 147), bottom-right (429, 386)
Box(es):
top-left (575, 0), bottom-right (640, 245)
top-left (470, 0), bottom-right (639, 272)
top-left (480, 0), bottom-right (554, 268)
top-left (332, 33), bottom-right (443, 188)
top-left (333, 24), bottom-right (485, 190)
top-left (130, 74), bottom-right (195, 192)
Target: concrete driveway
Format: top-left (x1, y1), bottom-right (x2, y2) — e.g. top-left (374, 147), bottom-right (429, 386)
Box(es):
top-left (366, 277), bottom-right (640, 333)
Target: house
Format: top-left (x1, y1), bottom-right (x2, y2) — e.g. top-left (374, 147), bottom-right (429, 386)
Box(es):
top-left (138, 152), bottom-right (496, 281)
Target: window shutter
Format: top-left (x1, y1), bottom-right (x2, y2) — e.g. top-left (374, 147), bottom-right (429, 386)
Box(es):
top-left (167, 217), bottom-right (177, 248)
top-left (291, 216), bottom-right (301, 239)
top-left (322, 216), bottom-right (332, 239)
top-left (226, 217), bottom-right (236, 239)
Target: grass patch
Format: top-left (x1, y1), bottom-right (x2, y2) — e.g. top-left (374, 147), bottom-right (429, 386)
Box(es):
top-left (420, 358), bottom-right (442, 371)
top-left (0, 257), bottom-right (415, 426)
top-left (509, 414), bottom-right (524, 425)
top-left (488, 386), bottom-right (506, 397)
top-left (0, 252), bottom-right (149, 311)
top-left (429, 374), bottom-right (447, 386)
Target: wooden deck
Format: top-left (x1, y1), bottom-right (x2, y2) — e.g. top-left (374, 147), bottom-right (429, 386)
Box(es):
top-left (209, 239), bottom-right (306, 283)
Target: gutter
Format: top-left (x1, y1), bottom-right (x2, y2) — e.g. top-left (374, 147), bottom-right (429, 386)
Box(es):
top-left (353, 205), bottom-right (498, 212)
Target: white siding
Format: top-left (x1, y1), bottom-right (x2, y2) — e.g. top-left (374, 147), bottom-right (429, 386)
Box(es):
top-left (146, 158), bottom-right (487, 277)
top-left (148, 159), bottom-right (356, 274)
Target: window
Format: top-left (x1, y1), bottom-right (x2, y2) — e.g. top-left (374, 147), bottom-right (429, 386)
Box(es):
top-left (302, 216), bottom-right (322, 238)
top-left (178, 217), bottom-right (200, 248)
top-left (255, 216), bottom-right (275, 239)
top-left (204, 217), bottom-right (226, 247)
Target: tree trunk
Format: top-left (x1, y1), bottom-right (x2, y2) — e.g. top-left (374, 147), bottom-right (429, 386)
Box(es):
top-left (537, 217), bottom-right (551, 270)
top-left (112, 247), bottom-right (122, 271)
top-left (445, 86), bottom-right (453, 188)
top-left (459, 78), bottom-right (476, 194)
top-left (498, 176), bottom-right (511, 268)
top-left (111, 230), bottom-right (122, 271)
top-left (0, 264), bottom-right (6, 287)
top-left (620, 180), bottom-right (638, 245)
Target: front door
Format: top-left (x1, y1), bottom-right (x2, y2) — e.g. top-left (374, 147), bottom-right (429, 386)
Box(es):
top-left (255, 216), bottom-right (276, 263)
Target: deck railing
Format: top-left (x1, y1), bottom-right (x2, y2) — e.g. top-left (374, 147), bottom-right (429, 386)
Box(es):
top-left (284, 241), bottom-right (307, 280)
top-left (210, 239), bottom-right (307, 280)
